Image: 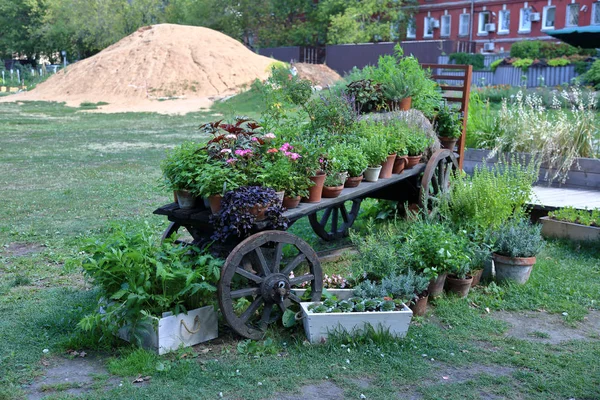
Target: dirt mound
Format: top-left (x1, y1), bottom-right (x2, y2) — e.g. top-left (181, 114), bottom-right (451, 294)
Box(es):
top-left (1, 24), bottom-right (277, 114)
top-left (294, 63), bottom-right (341, 87)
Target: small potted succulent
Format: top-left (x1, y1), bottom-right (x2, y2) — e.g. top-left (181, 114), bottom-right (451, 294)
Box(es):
top-left (361, 134), bottom-right (388, 182)
top-left (491, 218), bottom-right (544, 284)
top-left (405, 131), bottom-right (432, 168)
top-left (434, 102), bottom-right (463, 151)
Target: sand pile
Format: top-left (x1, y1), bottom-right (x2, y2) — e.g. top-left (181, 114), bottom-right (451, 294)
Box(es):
top-left (1, 24), bottom-right (277, 114)
top-left (295, 63), bottom-right (341, 87)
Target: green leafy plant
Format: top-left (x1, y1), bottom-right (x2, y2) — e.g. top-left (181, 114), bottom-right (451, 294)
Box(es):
top-left (583, 59), bottom-right (600, 90)
top-left (405, 130), bottom-right (432, 156)
top-left (490, 58), bottom-right (504, 72)
top-left (512, 58), bottom-right (534, 72)
top-left (324, 172), bottom-right (345, 187)
top-left (434, 102), bottom-right (463, 139)
top-left (548, 207), bottom-right (600, 227)
top-left (307, 297), bottom-right (402, 313)
top-left (449, 53), bottom-right (485, 71)
top-left (359, 123), bottom-right (389, 167)
top-left (76, 223), bottom-right (221, 346)
top-left (547, 58), bottom-right (571, 67)
top-left (197, 160), bottom-right (246, 197)
top-left (346, 79), bottom-right (385, 113)
top-left (160, 142), bottom-right (207, 193)
top-left (491, 218), bottom-right (544, 258)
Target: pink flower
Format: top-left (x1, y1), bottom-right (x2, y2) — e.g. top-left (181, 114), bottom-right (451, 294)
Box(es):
top-left (279, 143), bottom-right (293, 152)
top-left (289, 153), bottom-right (301, 160)
top-left (264, 133), bottom-right (276, 139)
top-left (226, 158), bottom-right (237, 164)
top-left (235, 149), bottom-right (253, 157)
top-left (234, 149), bottom-right (244, 156)
top-left (220, 149), bottom-right (232, 154)
top-left (251, 137), bottom-right (259, 142)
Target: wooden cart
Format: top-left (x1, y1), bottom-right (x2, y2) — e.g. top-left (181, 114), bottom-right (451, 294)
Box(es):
top-left (154, 149), bottom-right (458, 339)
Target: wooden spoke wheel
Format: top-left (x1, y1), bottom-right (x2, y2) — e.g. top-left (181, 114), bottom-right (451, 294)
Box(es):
top-left (218, 231), bottom-right (322, 339)
top-left (419, 149), bottom-right (459, 210)
top-left (308, 199), bottom-right (362, 241)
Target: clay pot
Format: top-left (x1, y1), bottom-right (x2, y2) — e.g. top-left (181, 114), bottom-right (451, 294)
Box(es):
top-left (409, 291), bottom-right (429, 316)
top-left (322, 185), bottom-right (344, 198)
top-left (249, 203), bottom-right (268, 221)
top-left (176, 190), bottom-right (198, 210)
top-left (493, 253), bottom-right (536, 284)
top-left (344, 175), bottom-right (363, 188)
top-left (427, 272), bottom-right (447, 298)
top-left (399, 97), bottom-right (412, 111)
top-left (379, 153), bottom-right (397, 179)
top-left (303, 172), bottom-right (326, 203)
top-left (208, 194), bottom-right (222, 214)
top-left (282, 195), bottom-right (301, 209)
top-left (470, 269), bottom-right (484, 287)
top-left (439, 136), bottom-right (459, 151)
top-left (405, 155), bottom-right (422, 169)
top-left (392, 156), bottom-right (408, 174)
top-left (364, 166), bottom-right (382, 182)
top-left (445, 275), bottom-right (473, 298)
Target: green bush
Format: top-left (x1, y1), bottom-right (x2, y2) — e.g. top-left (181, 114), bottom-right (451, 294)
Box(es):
top-left (547, 58), bottom-right (570, 67)
top-left (449, 52), bottom-right (485, 71)
top-left (490, 59), bottom-right (503, 72)
top-left (583, 59), bottom-right (600, 89)
top-left (512, 58), bottom-right (534, 72)
top-left (510, 41), bottom-right (595, 59)
top-left (492, 218), bottom-right (544, 258)
top-left (510, 41), bottom-right (541, 59)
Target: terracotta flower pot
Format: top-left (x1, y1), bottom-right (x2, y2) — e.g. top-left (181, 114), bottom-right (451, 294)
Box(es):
top-left (427, 272), bottom-right (447, 298)
top-left (405, 155), bottom-right (422, 169)
top-left (470, 269), bottom-right (484, 287)
top-left (364, 166), bottom-right (382, 182)
top-left (409, 291), bottom-right (429, 316)
top-left (208, 194), bottom-right (222, 214)
top-left (445, 275), bottom-right (473, 298)
top-left (344, 175), bottom-right (363, 188)
top-left (493, 253), bottom-right (536, 284)
top-left (438, 136), bottom-right (459, 151)
top-left (322, 185), bottom-right (344, 198)
top-left (302, 172), bottom-right (326, 203)
top-left (399, 97), bottom-right (412, 111)
top-left (379, 153), bottom-right (397, 179)
top-left (392, 156), bottom-right (408, 174)
top-left (282, 195), bottom-right (301, 209)
top-left (176, 190), bottom-right (198, 210)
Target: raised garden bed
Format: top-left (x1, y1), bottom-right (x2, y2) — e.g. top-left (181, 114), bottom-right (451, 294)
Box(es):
top-left (540, 217), bottom-right (600, 241)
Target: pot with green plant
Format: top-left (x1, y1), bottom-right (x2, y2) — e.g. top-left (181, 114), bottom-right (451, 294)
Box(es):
top-left (435, 102), bottom-right (463, 150)
top-left (282, 171), bottom-right (312, 209)
top-left (445, 263), bottom-right (472, 298)
top-left (255, 157), bottom-right (296, 205)
top-left (405, 131), bottom-right (432, 168)
top-left (160, 142), bottom-right (207, 210)
top-left (339, 145), bottom-right (367, 188)
top-left (492, 218), bottom-right (544, 284)
top-left (379, 131), bottom-right (398, 179)
top-left (198, 161), bottom-right (246, 214)
top-left (361, 133), bottom-right (388, 182)
top-left (322, 172), bottom-right (346, 198)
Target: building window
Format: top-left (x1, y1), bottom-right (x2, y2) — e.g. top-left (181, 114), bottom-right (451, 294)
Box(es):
top-left (542, 6), bottom-right (556, 30)
top-left (424, 17), bottom-right (434, 38)
top-left (459, 13), bottom-right (470, 36)
top-left (519, 7), bottom-right (532, 32)
top-left (441, 15), bottom-right (451, 37)
top-left (498, 10), bottom-right (510, 34)
top-left (566, 3), bottom-right (580, 27)
top-left (478, 12), bottom-right (490, 35)
top-left (593, 2), bottom-right (600, 25)
top-left (407, 17), bottom-right (416, 39)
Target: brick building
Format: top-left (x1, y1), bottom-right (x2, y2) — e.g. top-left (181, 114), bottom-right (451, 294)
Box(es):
top-left (405, 0), bottom-right (600, 52)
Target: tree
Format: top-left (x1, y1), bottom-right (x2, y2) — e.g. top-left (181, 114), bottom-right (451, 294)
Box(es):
top-left (0, 0), bottom-right (45, 60)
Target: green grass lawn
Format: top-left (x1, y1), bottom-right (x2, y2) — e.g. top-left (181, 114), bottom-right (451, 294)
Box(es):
top-left (0, 99), bottom-right (599, 400)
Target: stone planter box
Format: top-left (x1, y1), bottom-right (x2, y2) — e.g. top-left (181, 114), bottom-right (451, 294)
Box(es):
top-left (300, 302), bottom-right (413, 343)
top-left (540, 217), bottom-right (600, 241)
top-left (117, 306), bottom-right (218, 355)
top-left (464, 148), bottom-right (600, 190)
top-left (291, 288), bottom-right (353, 301)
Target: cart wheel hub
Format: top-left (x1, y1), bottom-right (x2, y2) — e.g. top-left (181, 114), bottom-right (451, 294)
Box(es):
top-left (261, 274), bottom-right (290, 303)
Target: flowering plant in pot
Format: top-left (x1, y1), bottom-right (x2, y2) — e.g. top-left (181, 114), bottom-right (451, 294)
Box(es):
top-left (491, 218), bottom-right (544, 284)
top-left (405, 130), bottom-right (432, 168)
top-left (160, 141), bottom-right (207, 209)
top-left (434, 101), bottom-right (463, 150)
top-left (210, 186), bottom-right (288, 242)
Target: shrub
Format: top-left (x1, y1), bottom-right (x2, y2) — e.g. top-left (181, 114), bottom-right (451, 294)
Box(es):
top-left (510, 41), bottom-right (595, 59)
top-left (512, 58), bottom-right (534, 72)
top-left (449, 53), bottom-right (485, 71)
top-left (492, 218), bottom-right (544, 258)
top-left (490, 58), bottom-right (503, 72)
top-left (510, 41), bottom-right (541, 59)
top-left (583, 59), bottom-right (600, 89)
top-left (547, 58), bottom-right (571, 67)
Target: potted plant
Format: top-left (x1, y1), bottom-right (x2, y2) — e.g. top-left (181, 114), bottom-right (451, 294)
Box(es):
top-left (322, 172), bottom-right (346, 198)
top-left (255, 156), bottom-right (295, 205)
top-left (210, 186), bottom-right (288, 242)
top-left (345, 79), bottom-right (385, 114)
top-left (385, 122), bottom-right (409, 175)
top-left (434, 102), bottom-right (463, 150)
top-left (198, 161), bottom-right (246, 213)
top-left (77, 224), bottom-right (221, 354)
top-left (296, 141), bottom-right (326, 203)
top-left (344, 146), bottom-right (368, 188)
top-left (301, 297), bottom-right (413, 343)
top-left (405, 131), bottom-right (432, 168)
top-left (361, 133), bottom-right (388, 182)
top-left (445, 263), bottom-right (472, 298)
top-left (282, 171), bottom-right (312, 209)
top-left (160, 142), bottom-right (207, 209)
top-left (491, 218), bottom-right (544, 284)
top-left (469, 242), bottom-right (492, 287)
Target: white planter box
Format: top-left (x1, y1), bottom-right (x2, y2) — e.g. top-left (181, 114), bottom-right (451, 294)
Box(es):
top-left (300, 302), bottom-right (413, 344)
top-left (540, 217), bottom-right (600, 241)
top-left (118, 306), bottom-right (218, 355)
top-left (291, 288), bottom-right (353, 301)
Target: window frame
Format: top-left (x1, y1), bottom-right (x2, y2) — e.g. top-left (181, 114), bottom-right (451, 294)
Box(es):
top-left (498, 9), bottom-right (510, 34)
top-left (566, 3), bottom-right (580, 27)
top-left (519, 7), bottom-right (532, 33)
top-left (406, 17), bottom-right (417, 39)
top-left (424, 16), bottom-right (434, 38)
top-left (477, 11), bottom-right (490, 36)
top-left (542, 5), bottom-right (556, 30)
top-left (593, 2), bottom-right (600, 25)
top-left (440, 15), bottom-right (451, 37)
top-left (459, 13), bottom-right (470, 36)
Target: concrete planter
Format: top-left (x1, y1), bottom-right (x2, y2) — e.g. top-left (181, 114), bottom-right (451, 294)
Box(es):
top-left (292, 288), bottom-right (353, 301)
top-left (300, 302), bottom-right (412, 343)
top-left (540, 217), bottom-right (600, 241)
top-left (117, 306), bottom-right (218, 355)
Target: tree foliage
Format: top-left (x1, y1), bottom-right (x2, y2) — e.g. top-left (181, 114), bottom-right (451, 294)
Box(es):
top-left (1, 0), bottom-right (415, 64)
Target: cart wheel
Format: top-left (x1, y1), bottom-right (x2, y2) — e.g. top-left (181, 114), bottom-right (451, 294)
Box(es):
top-left (218, 231), bottom-right (322, 339)
top-left (419, 149), bottom-right (459, 210)
top-left (308, 199), bottom-right (362, 241)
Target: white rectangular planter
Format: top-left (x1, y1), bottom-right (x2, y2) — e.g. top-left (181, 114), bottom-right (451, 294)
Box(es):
top-left (118, 306), bottom-right (218, 355)
top-left (540, 217), bottom-right (600, 241)
top-left (300, 302), bottom-right (413, 344)
top-left (291, 289), bottom-right (353, 301)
